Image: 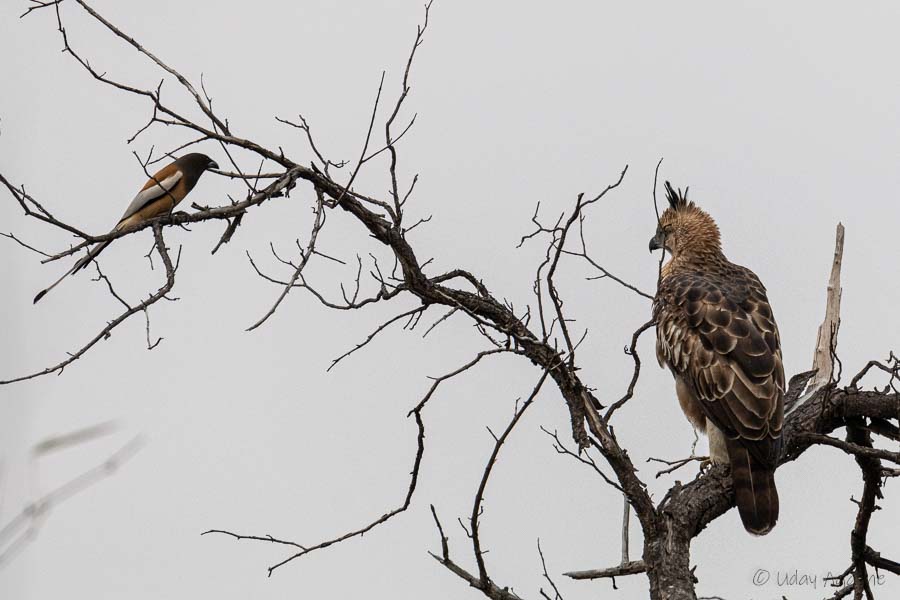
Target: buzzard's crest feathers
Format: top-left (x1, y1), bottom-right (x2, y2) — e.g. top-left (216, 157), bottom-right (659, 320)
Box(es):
top-left (665, 180), bottom-right (689, 210)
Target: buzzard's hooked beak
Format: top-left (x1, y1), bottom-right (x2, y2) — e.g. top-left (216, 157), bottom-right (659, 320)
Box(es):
top-left (649, 234), bottom-right (663, 252)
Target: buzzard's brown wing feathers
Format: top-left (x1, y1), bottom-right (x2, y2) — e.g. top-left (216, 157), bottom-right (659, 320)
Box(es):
top-left (657, 269), bottom-right (784, 450)
top-left (656, 266), bottom-right (784, 534)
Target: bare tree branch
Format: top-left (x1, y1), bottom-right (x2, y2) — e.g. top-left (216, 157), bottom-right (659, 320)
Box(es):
top-left (806, 222), bottom-right (845, 396)
top-left (469, 369), bottom-right (549, 584)
top-left (563, 560), bottom-right (646, 581)
top-left (1, 225), bottom-right (178, 384)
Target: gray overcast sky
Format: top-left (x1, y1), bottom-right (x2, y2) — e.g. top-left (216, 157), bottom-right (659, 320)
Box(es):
top-left (1, 1), bottom-right (898, 599)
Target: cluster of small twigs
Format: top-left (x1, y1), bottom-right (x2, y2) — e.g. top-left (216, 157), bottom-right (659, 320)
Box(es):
top-left (3, 2), bottom-right (899, 599)
top-left (802, 354), bottom-right (900, 600)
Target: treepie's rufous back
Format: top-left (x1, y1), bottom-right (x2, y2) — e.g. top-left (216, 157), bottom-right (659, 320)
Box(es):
top-left (650, 182), bottom-right (784, 535)
top-left (33, 153), bottom-right (219, 304)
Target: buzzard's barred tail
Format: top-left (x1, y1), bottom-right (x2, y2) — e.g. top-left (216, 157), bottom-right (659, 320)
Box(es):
top-left (33, 240), bottom-right (113, 304)
top-left (726, 439), bottom-right (779, 535)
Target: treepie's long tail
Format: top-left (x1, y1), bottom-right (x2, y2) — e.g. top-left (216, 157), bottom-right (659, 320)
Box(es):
top-left (33, 239), bottom-right (113, 304)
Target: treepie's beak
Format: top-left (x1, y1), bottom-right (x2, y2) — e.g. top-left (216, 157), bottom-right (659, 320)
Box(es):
top-left (208, 161), bottom-right (220, 170)
top-left (649, 234), bottom-right (662, 253)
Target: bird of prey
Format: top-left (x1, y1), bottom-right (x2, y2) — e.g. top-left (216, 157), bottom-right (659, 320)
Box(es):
top-left (34, 153), bottom-right (219, 303)
top-left (650, 182), bottom-right (784, 535)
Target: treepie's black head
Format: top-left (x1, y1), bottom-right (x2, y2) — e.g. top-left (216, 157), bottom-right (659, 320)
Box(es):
top-left (177, 152), bottom-right (219, 174)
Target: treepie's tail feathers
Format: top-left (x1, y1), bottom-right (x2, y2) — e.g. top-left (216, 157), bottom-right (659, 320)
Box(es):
top-left (72, 239), bottom-right (112, 274)
top-left (33, 239), bottom-right (113, 304)
top-left (726, 438), bottom-right (779, 535)
top-left (33, 268), bottom-right (72, 304)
